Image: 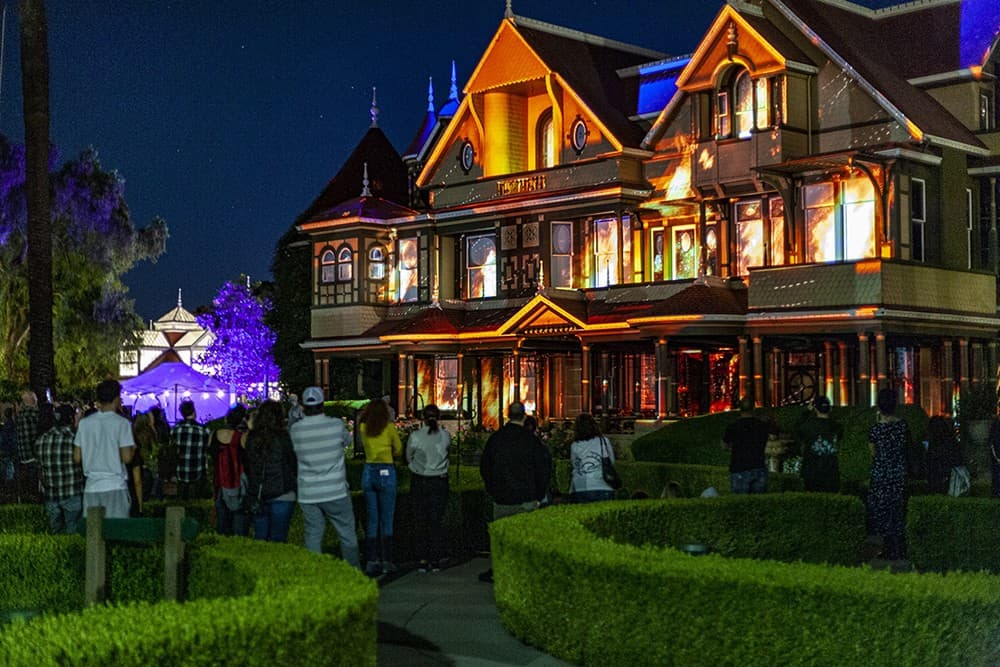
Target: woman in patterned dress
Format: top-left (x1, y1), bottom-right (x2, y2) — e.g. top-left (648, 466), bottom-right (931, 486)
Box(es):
top-left (868, 388), bottom-right (910, 560)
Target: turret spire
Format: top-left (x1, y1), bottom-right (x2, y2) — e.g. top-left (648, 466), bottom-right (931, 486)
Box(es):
top-left (505, 0), bottom-right (513, 19)
top-left (426, 76), bottom-right (435, 113)
top-left (361, 162), bottom-right (372, 197)
top-left (177, 288), bottom-right (182, 308)
top-left (370, 86), bottom-right (380, 128)
top-left (449, 60), bottom-right (459, 103)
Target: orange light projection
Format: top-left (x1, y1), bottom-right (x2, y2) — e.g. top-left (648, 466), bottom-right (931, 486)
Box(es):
top-left (480, 359), bottom-right (501, 430)
top-left (398, 238), bottom-right (419, 302)
top-left (415, 359), bottom-right (433, 411)
top-left (435, 358), bottom-right (459, 411)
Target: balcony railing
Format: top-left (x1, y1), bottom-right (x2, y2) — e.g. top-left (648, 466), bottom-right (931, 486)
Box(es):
top-left (747, 259), bottom-right (996, 315)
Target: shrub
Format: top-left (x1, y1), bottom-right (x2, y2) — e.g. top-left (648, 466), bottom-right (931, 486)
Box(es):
top-left (632, 404), bottom-right (928, 483)
top-left (489, 498), bottom-right (1000, 666)
top-left (907, 495), bottom-right (1000, 573)
top-left (0, 534), bottom-right (377, 666)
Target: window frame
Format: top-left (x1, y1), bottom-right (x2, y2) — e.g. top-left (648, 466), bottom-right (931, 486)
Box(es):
top-left (911, 178), bottom-right (926, 263)
top-left (550, 221), bottom-right (573, 288)
top-left (397, 237), bottom-right (419, 303)
top-left (466, 233), bottom-right (497, 299)
top-left (335, 245), bottom-right (353, 283)
top-left (537, 108), bottom-right (555, 169)
top-left (320, 248), bottom-right (337, 284)
top-left (368, 245), bottom-right (387, 281)
top-left (593, 217), bottom-right (619, 287)
top-left (966, 187), bottom-right (974, 270)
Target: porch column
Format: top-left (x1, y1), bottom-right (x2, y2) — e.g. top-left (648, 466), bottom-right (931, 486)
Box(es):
top-left (656, 338), bottom-right (670, 419)
top-left (823, 341), bottom-right (835, 402)
top-left (838, 341), bottom-right (849, 406)
top-left (989, 341), bottom-right (998, 386)
top-left (632, 354), bottom-right (642, 415)
top-left (752, 336), bottom-right (764, 407)
top-left (600, 351), bottom-right (610, 414)
top-left (858, 333), bottom-right (871, 407)
top-left (396, 354), bottom-right (407, 418)
top-left (314, 359), bottom-right (323, 388)
top-left (959, 338), bottom-right (970, 394)
top-left (875, 332), bottom-right (888, 391)
top-left (769, 347), bottom-right (781, 408)
top-left (942, 339), bottom-right (954, 413)
top-left (581, 344), bottom-right (592, 413)
top-left (738, 336), bottom-right (750, 400)
top-left (972, 342), bottom-right (984, 384)
top-left (321, 359), bottom-right (330, 395)
top-left (512, 348), bottom-right (522, 403)
top-left (456, 352), bottom-right (464, 416)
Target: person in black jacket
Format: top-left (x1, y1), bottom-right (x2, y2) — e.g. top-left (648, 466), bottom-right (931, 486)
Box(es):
top-left (244, 400), bottom-right (297, 542)
top-left (478, 402), bottom-right (551, 583)
top-left (925, 416), bottom-right (962, 494)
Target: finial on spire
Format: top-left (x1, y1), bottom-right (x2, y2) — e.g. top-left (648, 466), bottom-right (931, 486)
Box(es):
top-left (449, 60), bottom-right (459, 102)
top-left (537, 262), bottom-right (545, 292)
top-left (361, 162), bottom-right (372, 197)
top-left (427, 76), bottom-right (435, 113)
top-left (370, 86), bottom-right (380, 128)
top-left (177, 288), bottom-right (182, 308)
top-left (505, 0), bottom-right (513, 19)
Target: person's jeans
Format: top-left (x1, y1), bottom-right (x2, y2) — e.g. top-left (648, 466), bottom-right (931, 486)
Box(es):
top-left (253, 499), bottom-right (294, 542)
top-left (410, 474), bottom-right (449, 563)
top-left (362, 464), bottom-right (397, 553)
top-left (572, 489), bottom-right (615, 503)
top-left (215, 496), bottom-right (250, 537)
top-left (730, 467), bottom-right (768, 494)
top-left (301, 498), bottom-right (360, 568)
top-left (45, 494), bottom-right (83, 534)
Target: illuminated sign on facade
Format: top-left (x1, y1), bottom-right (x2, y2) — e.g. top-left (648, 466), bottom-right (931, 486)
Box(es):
top-left (496, 175), bottom-right (547, 197)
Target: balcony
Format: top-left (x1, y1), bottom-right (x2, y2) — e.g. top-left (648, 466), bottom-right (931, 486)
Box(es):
top-left (747, 259), bottom-right (996, 316)
top-left (693, 127), bottom-right (807, 189)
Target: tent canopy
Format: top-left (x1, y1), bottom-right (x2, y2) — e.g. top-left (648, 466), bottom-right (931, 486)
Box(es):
top-left (121, 362), bottom-right (231, 424)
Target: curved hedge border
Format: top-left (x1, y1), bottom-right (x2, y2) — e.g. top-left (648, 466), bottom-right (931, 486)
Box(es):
top-left (489, 496), bottom-right (1000, 666)
top-left (0, 535), bottom-right (377, 666)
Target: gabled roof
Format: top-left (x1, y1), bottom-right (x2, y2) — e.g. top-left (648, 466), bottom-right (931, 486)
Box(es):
top-left (296, 127), bottom-right (409, 225)
top-left (302, 195), bottom-right (418, 227)
top-left (773, 0), bottom-right (988, 152)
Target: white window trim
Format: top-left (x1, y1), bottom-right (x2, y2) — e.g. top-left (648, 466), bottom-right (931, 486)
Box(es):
top-left (966, 188), bottom-right (974, 270)
top-left (912, 178), bottom-right (926, 263)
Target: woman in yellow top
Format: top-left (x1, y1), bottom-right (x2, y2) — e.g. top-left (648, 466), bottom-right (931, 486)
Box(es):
top-left (359, 399), bottom-right (402, 576)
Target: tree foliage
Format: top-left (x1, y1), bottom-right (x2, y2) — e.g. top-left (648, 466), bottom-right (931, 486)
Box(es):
top-left (266, 226), bottom-right (314, 394)
top-left (0, 136), bottom-right (168, 392)
top-left (196, 279), bottom-right (281, 400)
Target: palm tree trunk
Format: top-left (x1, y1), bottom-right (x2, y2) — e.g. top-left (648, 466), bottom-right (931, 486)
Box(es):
top-left (20, 0), bottom-right (55, 399)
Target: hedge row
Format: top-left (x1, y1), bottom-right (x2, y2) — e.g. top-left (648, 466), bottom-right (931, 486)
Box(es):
top-left (0, 534), bottom-right (377, 666)
top-left (907, 495), bottom-right (1000, 573)
top-left (489, 497), bottom-right (1000, 666)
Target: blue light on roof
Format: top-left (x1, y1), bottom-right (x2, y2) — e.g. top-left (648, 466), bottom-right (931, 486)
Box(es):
top-left (960, 0), bottom-right (1000, 69)
top-left (636, 56), bottom-right (690, 117)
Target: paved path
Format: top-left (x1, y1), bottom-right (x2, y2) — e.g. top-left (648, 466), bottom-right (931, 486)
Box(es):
top-left (376, 556), bottom-right (570, 666)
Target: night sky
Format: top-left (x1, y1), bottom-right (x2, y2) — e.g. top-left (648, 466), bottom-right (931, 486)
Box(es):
top-left (2, 0), bottom-right (903, 321)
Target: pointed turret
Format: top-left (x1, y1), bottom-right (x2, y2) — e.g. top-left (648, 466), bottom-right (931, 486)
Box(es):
top-left (404, 76), bottom-right (438, 158)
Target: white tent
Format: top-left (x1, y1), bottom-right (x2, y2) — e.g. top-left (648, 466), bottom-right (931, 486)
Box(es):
top-left (120, 361), bottom-right (231, 424)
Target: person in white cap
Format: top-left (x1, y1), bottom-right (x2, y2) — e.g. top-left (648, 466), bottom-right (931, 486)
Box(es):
top-left (288, 386), bottom-right (360, 568)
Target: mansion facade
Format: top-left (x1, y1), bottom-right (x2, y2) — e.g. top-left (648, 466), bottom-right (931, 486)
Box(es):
top-left (294, 0), bottom-right (1000, 429)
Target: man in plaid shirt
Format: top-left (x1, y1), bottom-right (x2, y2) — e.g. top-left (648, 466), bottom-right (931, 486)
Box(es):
top-left (171, 400), bottom-right (210, 499)
top-left (14, 390), bottom-right (41, 503)
top-left (37, 404), bottom-right (84, 533)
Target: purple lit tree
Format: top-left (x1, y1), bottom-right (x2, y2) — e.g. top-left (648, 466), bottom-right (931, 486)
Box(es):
top-left (196, 279), bottom-right (281, 400)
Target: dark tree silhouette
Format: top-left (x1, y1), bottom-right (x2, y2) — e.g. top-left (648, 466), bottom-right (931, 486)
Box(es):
top-left (20, 0), bottom-right (54, 398)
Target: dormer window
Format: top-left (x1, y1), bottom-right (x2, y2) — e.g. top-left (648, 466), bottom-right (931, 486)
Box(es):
top-left (716, 69), bottom-right (769, 139)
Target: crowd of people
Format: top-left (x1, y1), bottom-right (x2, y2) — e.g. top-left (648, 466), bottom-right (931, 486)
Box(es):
top-left (3, 377), bottom-right (990, 570)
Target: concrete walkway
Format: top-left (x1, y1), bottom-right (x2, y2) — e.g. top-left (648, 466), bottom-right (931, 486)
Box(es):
top-left (376, 556), bottom-right (571, 666)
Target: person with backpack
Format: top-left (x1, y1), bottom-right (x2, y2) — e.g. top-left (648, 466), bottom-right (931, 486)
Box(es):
top-left (210, 405), bottom-right (250, 536)
top-left (289, 387), bottom-right (360, 568)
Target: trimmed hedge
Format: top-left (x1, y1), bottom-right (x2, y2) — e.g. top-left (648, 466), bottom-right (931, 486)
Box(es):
top-left (907, 495), bottom-right (1000, 573)
top-left (632, 404), bottom-right (929, 483)
top-left (490, 497), bottom-right (1000, 666)
top-left (0, 534), bottom-right (377, 665)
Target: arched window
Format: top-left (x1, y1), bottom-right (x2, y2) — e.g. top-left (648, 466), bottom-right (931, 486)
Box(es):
top-left (368, 245), bottom-right (386, 280)
top-left (336, 245), bottom-right (353, 282)
top-left (715, 68), bottom-right (767, 139)
top-left (537, 108), bottom-right (555, 169)
top-left (734, 71), bottom-right (753, 138)
top-left (320, 249), bottom-right (336, 283)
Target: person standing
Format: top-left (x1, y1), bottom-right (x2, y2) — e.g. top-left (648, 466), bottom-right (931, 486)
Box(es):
top-left (287, 394), bottom-right (305, 428)
top-left (406, 404), bottom-right (451, 571)
top-left (36, 404), bottom-right (85, 533)
top-left (868, 388), bottom-right (910, 560)
top-left (925, 416), bottom-right (962, 495)
top-left (171, 400), bottom-right (210, 500)
top-left (244, 400), bottom-right (297, 542)
top-left (795, 396), bottom-right (843, 492)
top-left (722, 397), bottom-right (773, 494)
top-left (14, 390), bottom-right (41, 503)
top-left (568, 413), bottom-right (616, 503)
top-left (289, 387), bottom-right (359, 567)
top-left (73, 380), bottom-right (135, 519)
top-left (478, 401), bottom-right (552, 583)
top-left (359, 398), bottom-right (403, 576)
top-left (209, 405), bottom-right (250, 536)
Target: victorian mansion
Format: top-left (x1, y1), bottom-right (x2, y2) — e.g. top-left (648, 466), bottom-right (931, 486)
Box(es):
top-left (292, 0), bottom-right (1000, 429)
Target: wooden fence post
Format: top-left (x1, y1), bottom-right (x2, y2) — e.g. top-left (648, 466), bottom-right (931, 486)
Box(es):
top-left (164, 506), bottom-right (185, 602)
top-left (84, 506), bottom-right (106, 606)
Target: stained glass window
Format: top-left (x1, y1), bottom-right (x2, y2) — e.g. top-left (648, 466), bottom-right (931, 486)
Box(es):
top-left (673, 226), bottom-right (697, 279)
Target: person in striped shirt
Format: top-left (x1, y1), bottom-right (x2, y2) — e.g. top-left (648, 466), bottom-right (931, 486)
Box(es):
top-left (289, 386), bottom-right (360, 569)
